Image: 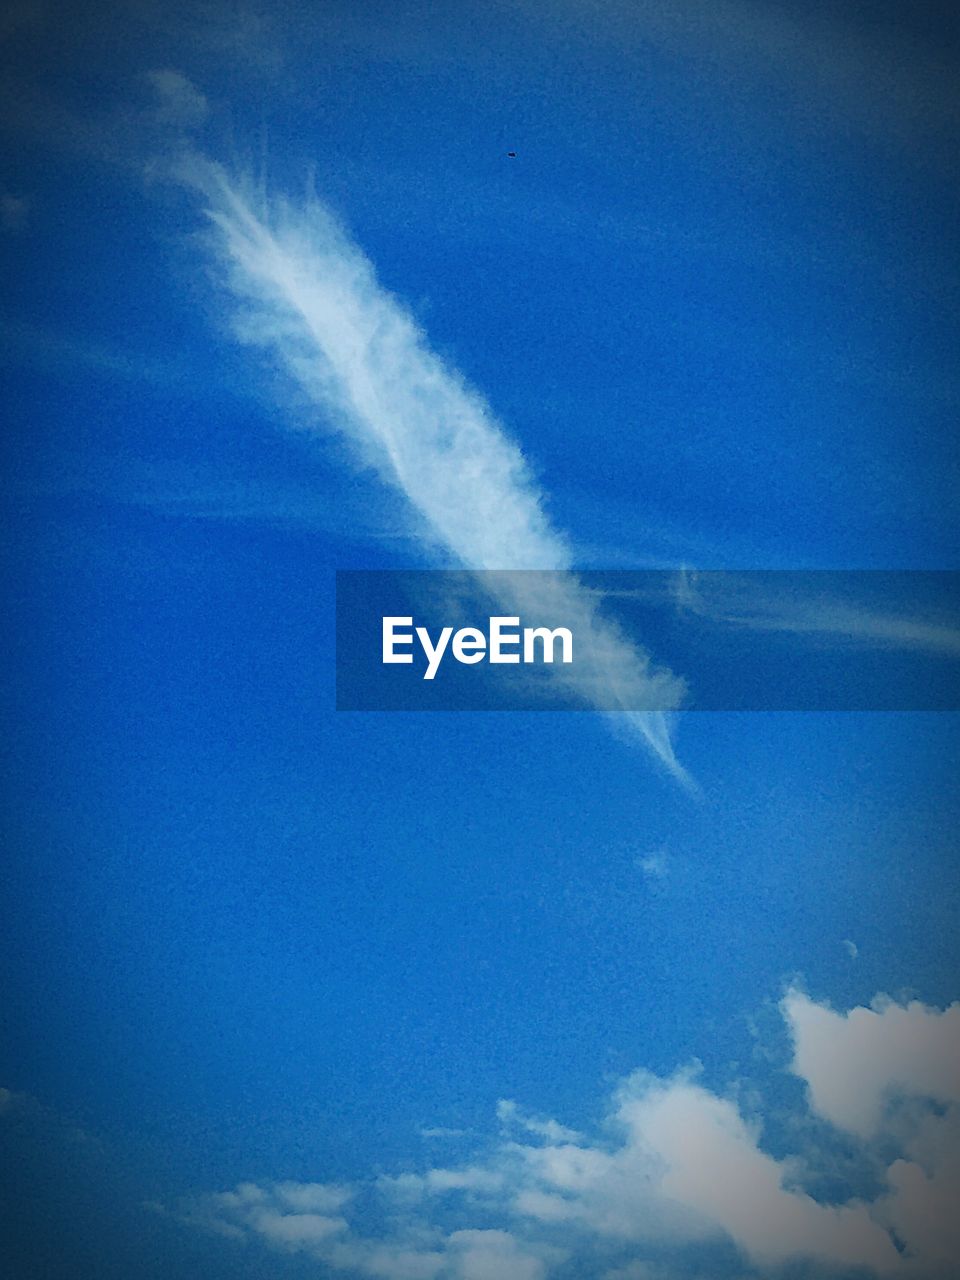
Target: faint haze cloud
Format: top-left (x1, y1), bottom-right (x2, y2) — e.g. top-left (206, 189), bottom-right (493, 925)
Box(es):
top-left (145, 68), bottom-right (209, 128)
top-left (0, 192), bottom-right (29, 232)
top-left (670, 569), bottom-right (960, 659)
top-left (635, 850), bottom-right (669, 882)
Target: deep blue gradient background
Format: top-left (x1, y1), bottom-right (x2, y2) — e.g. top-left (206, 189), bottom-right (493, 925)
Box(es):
top-left (1, 2), bottom-right (959, 1277)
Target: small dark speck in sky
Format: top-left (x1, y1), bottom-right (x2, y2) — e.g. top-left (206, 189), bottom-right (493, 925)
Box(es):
top-left (507, 151), bottom-right (516, 157)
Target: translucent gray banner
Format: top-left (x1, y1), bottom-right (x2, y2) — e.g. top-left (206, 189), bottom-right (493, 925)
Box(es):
top-left (335, 571), bottom-right (960, 711)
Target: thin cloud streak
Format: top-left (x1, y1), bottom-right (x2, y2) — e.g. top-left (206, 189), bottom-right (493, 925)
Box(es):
top-left (671, 570), bottom-right (960, 657)
top-left (180, 159), bottom-right (689, 780)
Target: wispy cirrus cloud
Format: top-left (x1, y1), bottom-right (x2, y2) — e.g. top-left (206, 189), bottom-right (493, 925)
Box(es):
top-left (171, 990), bottom-right (960, 1278)
top-left (671, 570), bottom-right (960, 658)
top-left (177, 159), bottom-right (689, 779)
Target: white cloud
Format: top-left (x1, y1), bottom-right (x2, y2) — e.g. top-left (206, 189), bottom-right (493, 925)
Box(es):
top-left (874, 1099), bottom-right (960, 1268)
top-left (378, 1165), bottom-right (506, 1200)
top-left (178, 991), bottom-right (960, 1278)
top-left (176, 161), bottom-right (689, 781)
top-left (273, 1181), bottom-right (353, 1213)
top-left (252, 1207), bottom-right (347, 1248)
top-left (783, 989), bottom-right (960, 1138)
top-left (601, 1265), bottom-right (656, 1280)
top-left (615, 1075), bottom-right (899, 1272)
top-left (497, 1099), bottom-right (582, 1145)
top-left (446, 1229), bottom-right (552, 1280)
top-left (782, 989), bottom-right (960, 1272)
top-left (883, 1151), bottom-right (960, 1270)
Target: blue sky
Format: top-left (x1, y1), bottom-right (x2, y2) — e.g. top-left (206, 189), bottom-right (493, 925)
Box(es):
top-left (1, 2), bottom-right (959, 1277)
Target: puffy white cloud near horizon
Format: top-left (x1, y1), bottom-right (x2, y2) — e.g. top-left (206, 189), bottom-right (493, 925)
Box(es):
top-left (173, 989), bottom-right (960, 1279)
top-left (783, 989), bottom-right (960, 1138)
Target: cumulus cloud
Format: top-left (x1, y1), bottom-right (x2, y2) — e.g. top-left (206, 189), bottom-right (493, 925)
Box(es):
top-left (175, 990), bottom-right (960, 1278)
top-left (378, 1165), bottom-right (506, 1201)
top-left (615, 1075), bottom-right (898, 1272)
top-left (783, 989), bottom-right (960, 1272)
top-left (176, 161), bottom-right (689, 781)
top-left (446, 1229), bottom-right (553, 1280)
top-left (783, 989), bottom-right (960, 1138)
